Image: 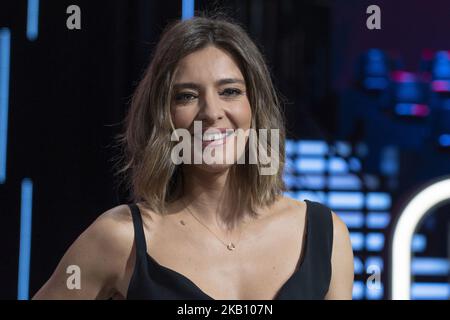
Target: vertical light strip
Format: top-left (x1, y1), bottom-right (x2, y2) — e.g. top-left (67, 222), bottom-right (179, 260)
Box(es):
top-left (391, 177), bottom-right (450, 299)
top-left (27, 0), bottom-right (40, 41)
top-left (18, 178), bottom-right (34, 300)
top-left (182, 0), bottom-right (195, 20)
top-left (0, 28), bottom-right (11, 184)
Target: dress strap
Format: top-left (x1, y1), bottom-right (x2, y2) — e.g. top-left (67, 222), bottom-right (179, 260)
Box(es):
top-left (305, 200), bottom-right (333, 262)
top-left (128, 203), bottom-right (148, 259)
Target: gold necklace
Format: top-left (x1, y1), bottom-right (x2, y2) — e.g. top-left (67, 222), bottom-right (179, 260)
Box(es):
top-left (182, 200), bottom-right (241, 251)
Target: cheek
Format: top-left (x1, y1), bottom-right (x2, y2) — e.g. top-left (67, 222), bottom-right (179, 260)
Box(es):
top-left (170, 107), bottom-right (195, 129)
top-left (232, 99), bottom-right (252, 129)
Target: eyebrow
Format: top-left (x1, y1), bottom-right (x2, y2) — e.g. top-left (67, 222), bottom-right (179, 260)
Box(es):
top-left (173, 78), bottom-right (246, 90)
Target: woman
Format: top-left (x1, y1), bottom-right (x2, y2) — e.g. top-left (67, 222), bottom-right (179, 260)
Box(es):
top-left (33, 15), bottom-right (353, 300)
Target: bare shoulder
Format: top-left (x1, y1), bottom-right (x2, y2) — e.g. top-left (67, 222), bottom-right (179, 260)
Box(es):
top-left (326, 209), bottom-right (354, 299)
top-left (90, 204), bottom-right (135, 249)
top-left (329, 210), bottom-right (350, 240)
top-left (270, 195), bottom-right (307, 216)
top-left (272, 196), bottom-right (350, 243)
top-left (33, 204), bottom-right (137, 299)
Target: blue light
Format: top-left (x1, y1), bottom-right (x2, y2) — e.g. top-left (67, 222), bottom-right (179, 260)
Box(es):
top-left (366, 283), bottom-right (384, 300)
top-left (433, 51), bottom-right (450, 79)
top-left (182, 0), bottom-right (195, 20)
top-left (18, 178), bottom-right (34, 300)
top-left (337, 212), bottom-right (364, 228)
top-left (412, 258), bottom-right (449, 276)
top-left (335, 141), bottom-right (351, 157)
top-left (297, 140), bottom-right (328, 155)
top-left (27, 0), bottom-right (40, 41)
top-left (352, 281), bottom-right (364, 300)
top-left (380, 146), bottom-right (399, 176)
top-left (366, 233), bottom-right (384, 251)
top-left (348, 157), bottom-right (362, 172)
top-left (366, 212), bottom-right (390, 229)
top-left (0, 28), bottom-right (11, 184)
top-left (412, 234), bottom-right (427, 252)
top-left (366, 192), bottom-right (391, 210)
top-left (328, 157), bottom-right (348, 173)
top-left (365, 256), bottom-right (384, 272)
top-left (354, 257), bottom-right (364, 274)
top-left (328, 175), bottom-right (361, 190)
top-left (411, 283), bottom-right (450, 300)
top-left (283, 174), bottom-right (296, 189)
top-left (350, 232), bottom-right (364, 251)
top-left (328, 191), bottom-right (364, 210)
top-left (285, 139), bottom-right (296, 157)
top-left (298, 174), bottom-right (326, 189)
top-left (294, 157), bottom-right (326, 173)
top-left (438, 134), bottom-right (450, 147)
top-left (284, 158), bottom-right (295, 174)
top-left (363, 77), bottom-right (388, 90)
top-left (395, 103), bottom-right (412, 115)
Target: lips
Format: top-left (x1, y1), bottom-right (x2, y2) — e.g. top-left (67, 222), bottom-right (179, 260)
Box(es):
top-left (193, 128), bottom-right (235, 147)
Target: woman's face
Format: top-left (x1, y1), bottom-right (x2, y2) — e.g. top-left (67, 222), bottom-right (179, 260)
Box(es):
top-left (170, 45), bottom-right (252, 173)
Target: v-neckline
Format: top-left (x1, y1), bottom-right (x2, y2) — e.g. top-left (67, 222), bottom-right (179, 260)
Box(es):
top-left (144, 200), bottom-right (311, 300)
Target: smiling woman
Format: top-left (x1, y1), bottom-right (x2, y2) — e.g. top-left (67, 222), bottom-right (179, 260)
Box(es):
top-left (32, 13), bottom-right (353, 300)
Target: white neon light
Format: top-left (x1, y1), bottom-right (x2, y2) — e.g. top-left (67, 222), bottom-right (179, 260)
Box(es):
top-left (391, 177), bottom-right (450, 299)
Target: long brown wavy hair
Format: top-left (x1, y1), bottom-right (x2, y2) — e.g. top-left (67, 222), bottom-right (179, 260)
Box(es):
top-left (118, 14), bottom-right (286, 215)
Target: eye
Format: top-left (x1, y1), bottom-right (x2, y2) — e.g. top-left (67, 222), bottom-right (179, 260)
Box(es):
top-left (174, 92), bottom-right (197, 104)
top-left (220, 88), bottom-right (243, 97)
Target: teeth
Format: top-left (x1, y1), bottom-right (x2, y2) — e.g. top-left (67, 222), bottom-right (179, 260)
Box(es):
top-left (202, 131), bottom-right (232, 141)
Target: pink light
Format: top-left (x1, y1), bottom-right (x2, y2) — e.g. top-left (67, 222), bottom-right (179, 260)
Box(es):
top-left (391, 71), bottom-right (416, 83)
top-left (431, 80), bottom-right (450, 92)
top-left (421, 49), bottom-right (434, 60)
top-left (412, 104), bottom-right (429, 117)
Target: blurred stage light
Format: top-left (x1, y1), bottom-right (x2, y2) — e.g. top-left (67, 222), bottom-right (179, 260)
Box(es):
top-left (366, 233), bottom-right (385, 251)
top-left (411, 258), bottom-right (449, 276)
top-left (297, 140), bottom-right (328, 156)
top-left (438, 134), bottom-right (450, 147)
top-left (336, 211), bottom-right (364, 229)
top-left (366, 212), bottom-right (390, 229)
top-left (366, 192), bottom-right (391, 210)
top-left (328, 191), bottom-right (365, 210)
top-left (328, 157), bottom-right (348, 173)
top-left (354, 257), bottom-right (364, 274)
top-left (350, 232), bottom-right (364, 251)
top-left (411, 283), bottom-right (450, 300)
top-left (353, 281), bottom-right (365, 300)
top-left (295, 157), bottom-right (326, 173)
top-left (0, 28), bottom-right (10, 184)
top-left (18, 179), bottom-right (34, 300)
top-left (394, 103), bottom-right (430, 117)
top-left (358, 49), bottom-right (390, 91)
top-left (27, 0), bottom-right (39, 41)
top-left (328, 174), bottom-right (361, 190)
top-left (412, 234), bottom-right (427, 253)
top-left (182, 0), bottom-right (195, 20)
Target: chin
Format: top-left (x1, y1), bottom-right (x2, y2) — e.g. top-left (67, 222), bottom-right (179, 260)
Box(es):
top-left (196, 162), bottom-right (234, 174)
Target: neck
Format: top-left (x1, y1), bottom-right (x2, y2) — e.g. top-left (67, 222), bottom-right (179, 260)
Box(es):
top-left (181, 166), bottom-right (247, 232)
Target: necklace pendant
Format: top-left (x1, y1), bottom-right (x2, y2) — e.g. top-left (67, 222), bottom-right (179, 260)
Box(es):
top-left (227, 242), bottom-right (236, 251)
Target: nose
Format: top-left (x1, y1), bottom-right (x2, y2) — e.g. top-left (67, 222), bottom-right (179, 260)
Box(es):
top-left (197, 89), bottom-right (225, 124)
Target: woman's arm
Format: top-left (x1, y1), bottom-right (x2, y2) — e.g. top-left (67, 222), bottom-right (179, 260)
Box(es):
top-left (32, 205), bottom-right (133, 300)
top-left (325, 211), bottom-right (354, 300)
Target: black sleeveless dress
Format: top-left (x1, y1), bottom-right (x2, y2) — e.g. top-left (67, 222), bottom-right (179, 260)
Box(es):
top-left (126, 199), bottom-right (333, 300)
